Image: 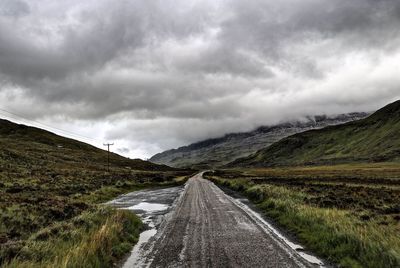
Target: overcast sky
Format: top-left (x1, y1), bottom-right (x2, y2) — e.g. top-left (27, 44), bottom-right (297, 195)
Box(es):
top-left (1, 0), bottom-right (400, 159)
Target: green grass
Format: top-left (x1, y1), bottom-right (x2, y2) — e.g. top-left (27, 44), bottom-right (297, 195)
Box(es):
top-left (3, 206), bottom-right (142, 268)
top-left (205, 167), bottom-right (400, 268)
top-left (229, 100), bottom-right (400, 167)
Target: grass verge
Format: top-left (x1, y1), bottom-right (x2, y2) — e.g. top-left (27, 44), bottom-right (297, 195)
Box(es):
top-left (3, 206), bottom-right (141, 268)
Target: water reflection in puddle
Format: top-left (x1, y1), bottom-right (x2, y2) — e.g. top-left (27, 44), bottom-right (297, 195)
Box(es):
top-left (126, 202), bottom-right (169, 212)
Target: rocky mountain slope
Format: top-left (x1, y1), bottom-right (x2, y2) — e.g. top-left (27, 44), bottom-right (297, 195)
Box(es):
top-left (229, 100), bottom-right (400, 167)
top-left (150, 113), bottom-right (368, 168)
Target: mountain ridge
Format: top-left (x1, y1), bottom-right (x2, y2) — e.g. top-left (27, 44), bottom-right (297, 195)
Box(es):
top-left (150, 112), bottom-right (369, 168)
top-left (228, 100), bottom-right (400, 167)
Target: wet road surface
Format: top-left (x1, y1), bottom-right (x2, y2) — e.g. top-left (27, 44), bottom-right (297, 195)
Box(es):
top-left (111, 173), bottom-right (324, 268)
top-left (107, 185), bottom-right (184, 267)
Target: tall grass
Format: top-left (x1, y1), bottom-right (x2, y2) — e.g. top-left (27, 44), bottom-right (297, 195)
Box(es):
top-left (3, 206), bottom-right (142, 268)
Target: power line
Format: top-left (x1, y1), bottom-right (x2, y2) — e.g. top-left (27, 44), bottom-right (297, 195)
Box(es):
top-left (0, 107), bottom-right (102, 144)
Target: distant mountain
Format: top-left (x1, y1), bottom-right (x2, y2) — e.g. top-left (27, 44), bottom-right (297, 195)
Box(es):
top-left (150, 112), bottom-right (369, 168)
top-left (0, 118), bottom-right (171, 171)
top-left (228, 100), bottom-right (400, 168)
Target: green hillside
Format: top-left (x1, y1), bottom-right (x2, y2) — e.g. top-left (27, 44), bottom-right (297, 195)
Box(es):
top-left (230, 100), bottom-right (400, 167)
top-left (0, 118), bottom-right (170, 171)
top-left (0, 119), bottom-right (190, 266)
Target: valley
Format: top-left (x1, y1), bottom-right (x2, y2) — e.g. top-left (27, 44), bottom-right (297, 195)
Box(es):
top-left (1, 1), bottom-right (400, 267)
top-left (1, 101), bottom-right (400, 268)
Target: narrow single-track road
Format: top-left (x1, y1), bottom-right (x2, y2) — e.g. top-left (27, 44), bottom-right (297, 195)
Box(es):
top-left (120, 173), bottom-right (324, 268)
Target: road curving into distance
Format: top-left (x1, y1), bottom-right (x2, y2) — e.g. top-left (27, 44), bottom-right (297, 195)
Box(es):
top-left (117, 173), bottom-right (325, 268)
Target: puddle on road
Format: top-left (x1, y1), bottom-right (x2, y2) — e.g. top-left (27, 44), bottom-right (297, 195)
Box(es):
top-left (137, 228), bottom-right (157, 244)
top-left (126, 202), bottom-right (169, 212)
top-left (107, 186), bottom-right (184, 268)
top-left (122, 228), bottom-right (157, 268)
top-left (298, 252), bottom-right (325, 266)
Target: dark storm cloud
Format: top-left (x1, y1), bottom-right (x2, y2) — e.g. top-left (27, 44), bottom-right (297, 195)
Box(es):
top-left (1, 0), bottom-right (400, 158)
top-left (0, 1), bottom-right (147, 80)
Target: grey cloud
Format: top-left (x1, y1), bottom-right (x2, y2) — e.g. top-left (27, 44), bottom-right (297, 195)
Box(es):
top-left (0, 1), bottom-right (147, 80)
top-left (217, 0), bottom-right (400, 76)
top-left (117, 147), bottom-right (130, 154)
top-left (226, 0), bottom-right (400, 48)
top-left (0, 0), bottom-right (220, 81)
top-left (0, 0), bottom-right (30, 17)
top-left (1, 0), bottom-right (400, 158)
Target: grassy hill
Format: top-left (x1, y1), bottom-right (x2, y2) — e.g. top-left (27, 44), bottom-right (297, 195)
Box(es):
top-left (229, 100), bottom-right (400, 167)
top-left (0, 119), bottom-right (191, 266)
top-left (0, 118), bottom-right (170, 171)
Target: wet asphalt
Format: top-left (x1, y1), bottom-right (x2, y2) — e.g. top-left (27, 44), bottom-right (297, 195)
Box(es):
top-left (110, 173), bottom-right (324, 268)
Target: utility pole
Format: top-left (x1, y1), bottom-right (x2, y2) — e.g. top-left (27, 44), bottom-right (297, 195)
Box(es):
top-left (103, 143), bottom-right (114, 172)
